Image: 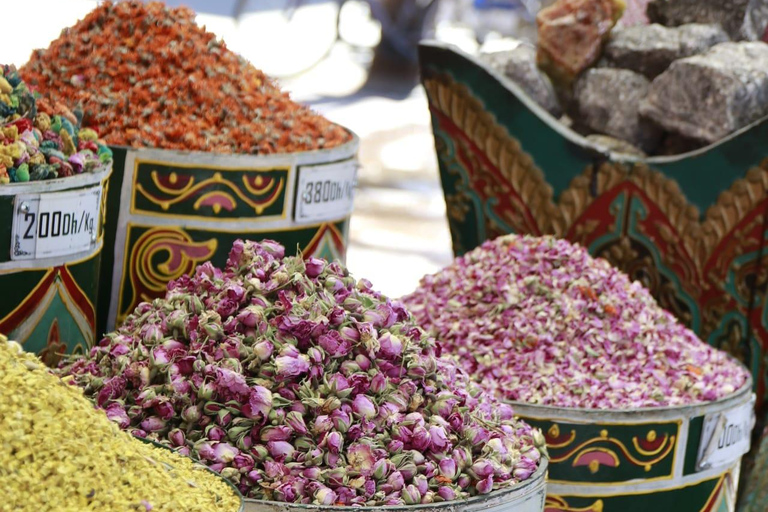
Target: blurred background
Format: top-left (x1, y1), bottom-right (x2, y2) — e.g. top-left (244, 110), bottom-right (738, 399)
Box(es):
top-left (1, 0), bottom-right (546, 297)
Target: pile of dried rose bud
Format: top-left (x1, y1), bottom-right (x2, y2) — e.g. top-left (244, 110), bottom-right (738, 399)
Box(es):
top-left (404, 234), bottom-right (750, 410)
top-left (60, 240), bottom-right (545, 505)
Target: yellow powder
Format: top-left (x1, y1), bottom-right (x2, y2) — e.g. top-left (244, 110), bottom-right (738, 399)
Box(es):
top-left (0, 335), bottom-right (241, 512)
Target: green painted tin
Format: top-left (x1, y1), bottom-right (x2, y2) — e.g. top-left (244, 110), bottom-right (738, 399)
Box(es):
top-left (418, 40), bottom-right (768, 418)
top-left (509, 382), bottom-right (754, 512)
top-left (99, 137), bottom-right (359, 333)
top-left (243, 457), bottom-right (548, 512)
top-left (0, 165), bottom-right (111, 364)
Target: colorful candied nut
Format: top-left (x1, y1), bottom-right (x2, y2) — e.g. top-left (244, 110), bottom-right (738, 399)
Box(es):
top-left (0, 64), bottom-right (112, 184)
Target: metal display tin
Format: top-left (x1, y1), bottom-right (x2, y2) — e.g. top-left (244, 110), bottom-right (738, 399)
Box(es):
top-left (418, 42), bottom-right (768, 418)
top-left (244, 457), bottom-right (548, 512)
top-left (99, 135), bottom-right (359, 333)
top-left (0, 164), bottom-right (111, 363)
top-left (508, 381), bottom-right (754, 512)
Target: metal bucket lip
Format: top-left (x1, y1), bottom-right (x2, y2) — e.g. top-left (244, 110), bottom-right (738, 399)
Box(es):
top-left (0, 161), bottom-right (112, 196)
top-left (135, 437), bottom-right (246, 512)
top-left (508, 374), bottom-right (754, 421)
top-left (107, 128), bottom-right (360, 163)
top-left (243, 456), bottom-right (548, 511)
top-left (418, 40), bottom-right (768, 165)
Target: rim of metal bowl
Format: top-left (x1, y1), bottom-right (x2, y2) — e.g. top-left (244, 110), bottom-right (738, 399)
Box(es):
top-left (107, 128), bottom-right (361, 160)
top-left (135, 437), bottom-right (246, 512)
top-left (0, 160), bottom-right (112, 195)
top-left (243, 456), bottom-right (548, 511)
top-left (508, 363), bottom-right (754, 420)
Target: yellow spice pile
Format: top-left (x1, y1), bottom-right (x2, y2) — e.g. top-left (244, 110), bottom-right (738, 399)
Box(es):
top-left (0, 335), bottom-right (241, 512)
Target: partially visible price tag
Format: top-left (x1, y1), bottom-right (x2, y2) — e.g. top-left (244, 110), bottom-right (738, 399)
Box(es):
top-left (697, 395), bottom-right (756, 471)
top-left (11, 186), bottom-right (102, 261)
top-left (295, 161), bottom-right (357, 223)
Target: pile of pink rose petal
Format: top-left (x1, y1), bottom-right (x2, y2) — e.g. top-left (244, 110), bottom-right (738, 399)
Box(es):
top-left (404, 234), bottom-right (750, 409)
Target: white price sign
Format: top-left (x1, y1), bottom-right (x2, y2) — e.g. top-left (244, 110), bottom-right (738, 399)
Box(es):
top-left (295, 161), bottom-right (357, 222)
top-left (11, 187), bottom-right (102, 261)
top-left (697, 396), bottom-right (756, 471)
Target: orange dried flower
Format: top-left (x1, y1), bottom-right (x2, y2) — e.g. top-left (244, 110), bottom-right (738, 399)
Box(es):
top-left (21, 1), bottom-right (350, 155)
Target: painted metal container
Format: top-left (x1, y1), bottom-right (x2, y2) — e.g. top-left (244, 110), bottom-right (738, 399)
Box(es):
top-left (418, 41), bottom-right (768, 418)
top-left (510, 383), bottom-right (755, 512)
top-left (98, 136), bottom-right (359, 333)
top-left (0, 164), bottom-right (111, 364)
top-left (243, 457), bottom-right (548, 512)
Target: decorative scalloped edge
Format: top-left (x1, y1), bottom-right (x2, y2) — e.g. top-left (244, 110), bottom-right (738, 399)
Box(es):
top-left (424, 73), bottom-right (768, 270)
top-left (701, 162), bottom-right (768, 255)
top-left (424, 75), bottom-right (559, 234)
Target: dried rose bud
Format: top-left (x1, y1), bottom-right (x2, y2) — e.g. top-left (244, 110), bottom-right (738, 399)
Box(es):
top-left (325, 431), bottom-right (343, 454)
top-left (439, 458), bottom-right (458, 480)
top-left (181, 404), bottom-right (201, 423)
top-left (413, 474), bottom-right (429, 496)
top-left (402, 484), bottom-right (421, 505)
top-left (351, 395), bottom-right (376, 420)
top-left (471, 460), bottom-right (494, 478)
top-left (476, 475), bottom-right (494, 494)
top-left (438, 486), bottom-right (457, 501)
top-left (372, 458), bottom-right (390, 480)
top-left (140, 416), bottom-right (166, 432)
top-left (387, 471), bottom-right (405, 491)
top-left (314, 487), bottom-right (337, 506)
top-left (275, 354), bottom-right (310, 378)
top-left (285, 411), bottom-right (308, 435)
top-left (267, 441), bottom-right (294, 460)
top-left (168, 428), bottom-right (186, 447)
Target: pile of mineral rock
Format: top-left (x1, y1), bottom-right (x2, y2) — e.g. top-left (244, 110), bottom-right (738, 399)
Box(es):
top-left (480, 0), bottom-right (768, 157)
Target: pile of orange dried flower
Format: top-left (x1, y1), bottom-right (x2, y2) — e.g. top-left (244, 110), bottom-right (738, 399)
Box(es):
top-left (21, 1), bottom-right (350, 154)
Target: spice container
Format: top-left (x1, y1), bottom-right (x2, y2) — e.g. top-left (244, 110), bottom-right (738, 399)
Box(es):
top-left (243, 458), bottom-right (548, 512)
top-left (418, 39), bottom-right (767, 424)
top-left (60, 239), bottom-right (547, 507)
top-left (20, 2), bottom-right (359, 333)
top-left (404, 234), bottom-right (756, 512)
top-left (514, 383), bottom-right (753, 512)
top-left (0, 66), bottom-right (112, 362)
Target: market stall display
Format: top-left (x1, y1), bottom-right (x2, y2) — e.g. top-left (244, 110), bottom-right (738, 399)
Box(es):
top-left (418, 39), bottom-right (768, 415)
top-left (0, 333), bottom-right (243, 512)
top-left (59, 239), bottom-right (547, 508)
top-left (20, 1), bottom-right (359, 333)
top-left (0, 65), bottom-right (112, 361)
top-left (404, 234), bottom-right (755, 511)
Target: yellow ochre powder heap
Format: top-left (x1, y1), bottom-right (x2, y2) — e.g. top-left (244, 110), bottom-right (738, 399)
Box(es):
top-left (0, 334), bottom-right (241, 512)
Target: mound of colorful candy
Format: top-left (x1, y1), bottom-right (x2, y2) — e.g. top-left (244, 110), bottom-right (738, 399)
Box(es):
top-left (0, 65), bottom-right (111, 184)
top-left (60, 240), bottom-right (544, 505)
top-left (21, 1), bottom-right (351, 154)
top-left (403, 234), bottom-right (750, 409)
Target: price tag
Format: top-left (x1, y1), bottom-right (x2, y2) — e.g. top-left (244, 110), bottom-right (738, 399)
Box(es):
top-left (11, 186), bottom-right (102, 261)
top-left (295, 161), bottom-right (357, 222)
top-left (697, 396), bottom-right (756, 471)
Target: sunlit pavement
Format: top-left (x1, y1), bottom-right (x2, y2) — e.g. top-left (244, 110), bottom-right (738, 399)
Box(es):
top-left (3, 0), bottom-right (454, 299)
